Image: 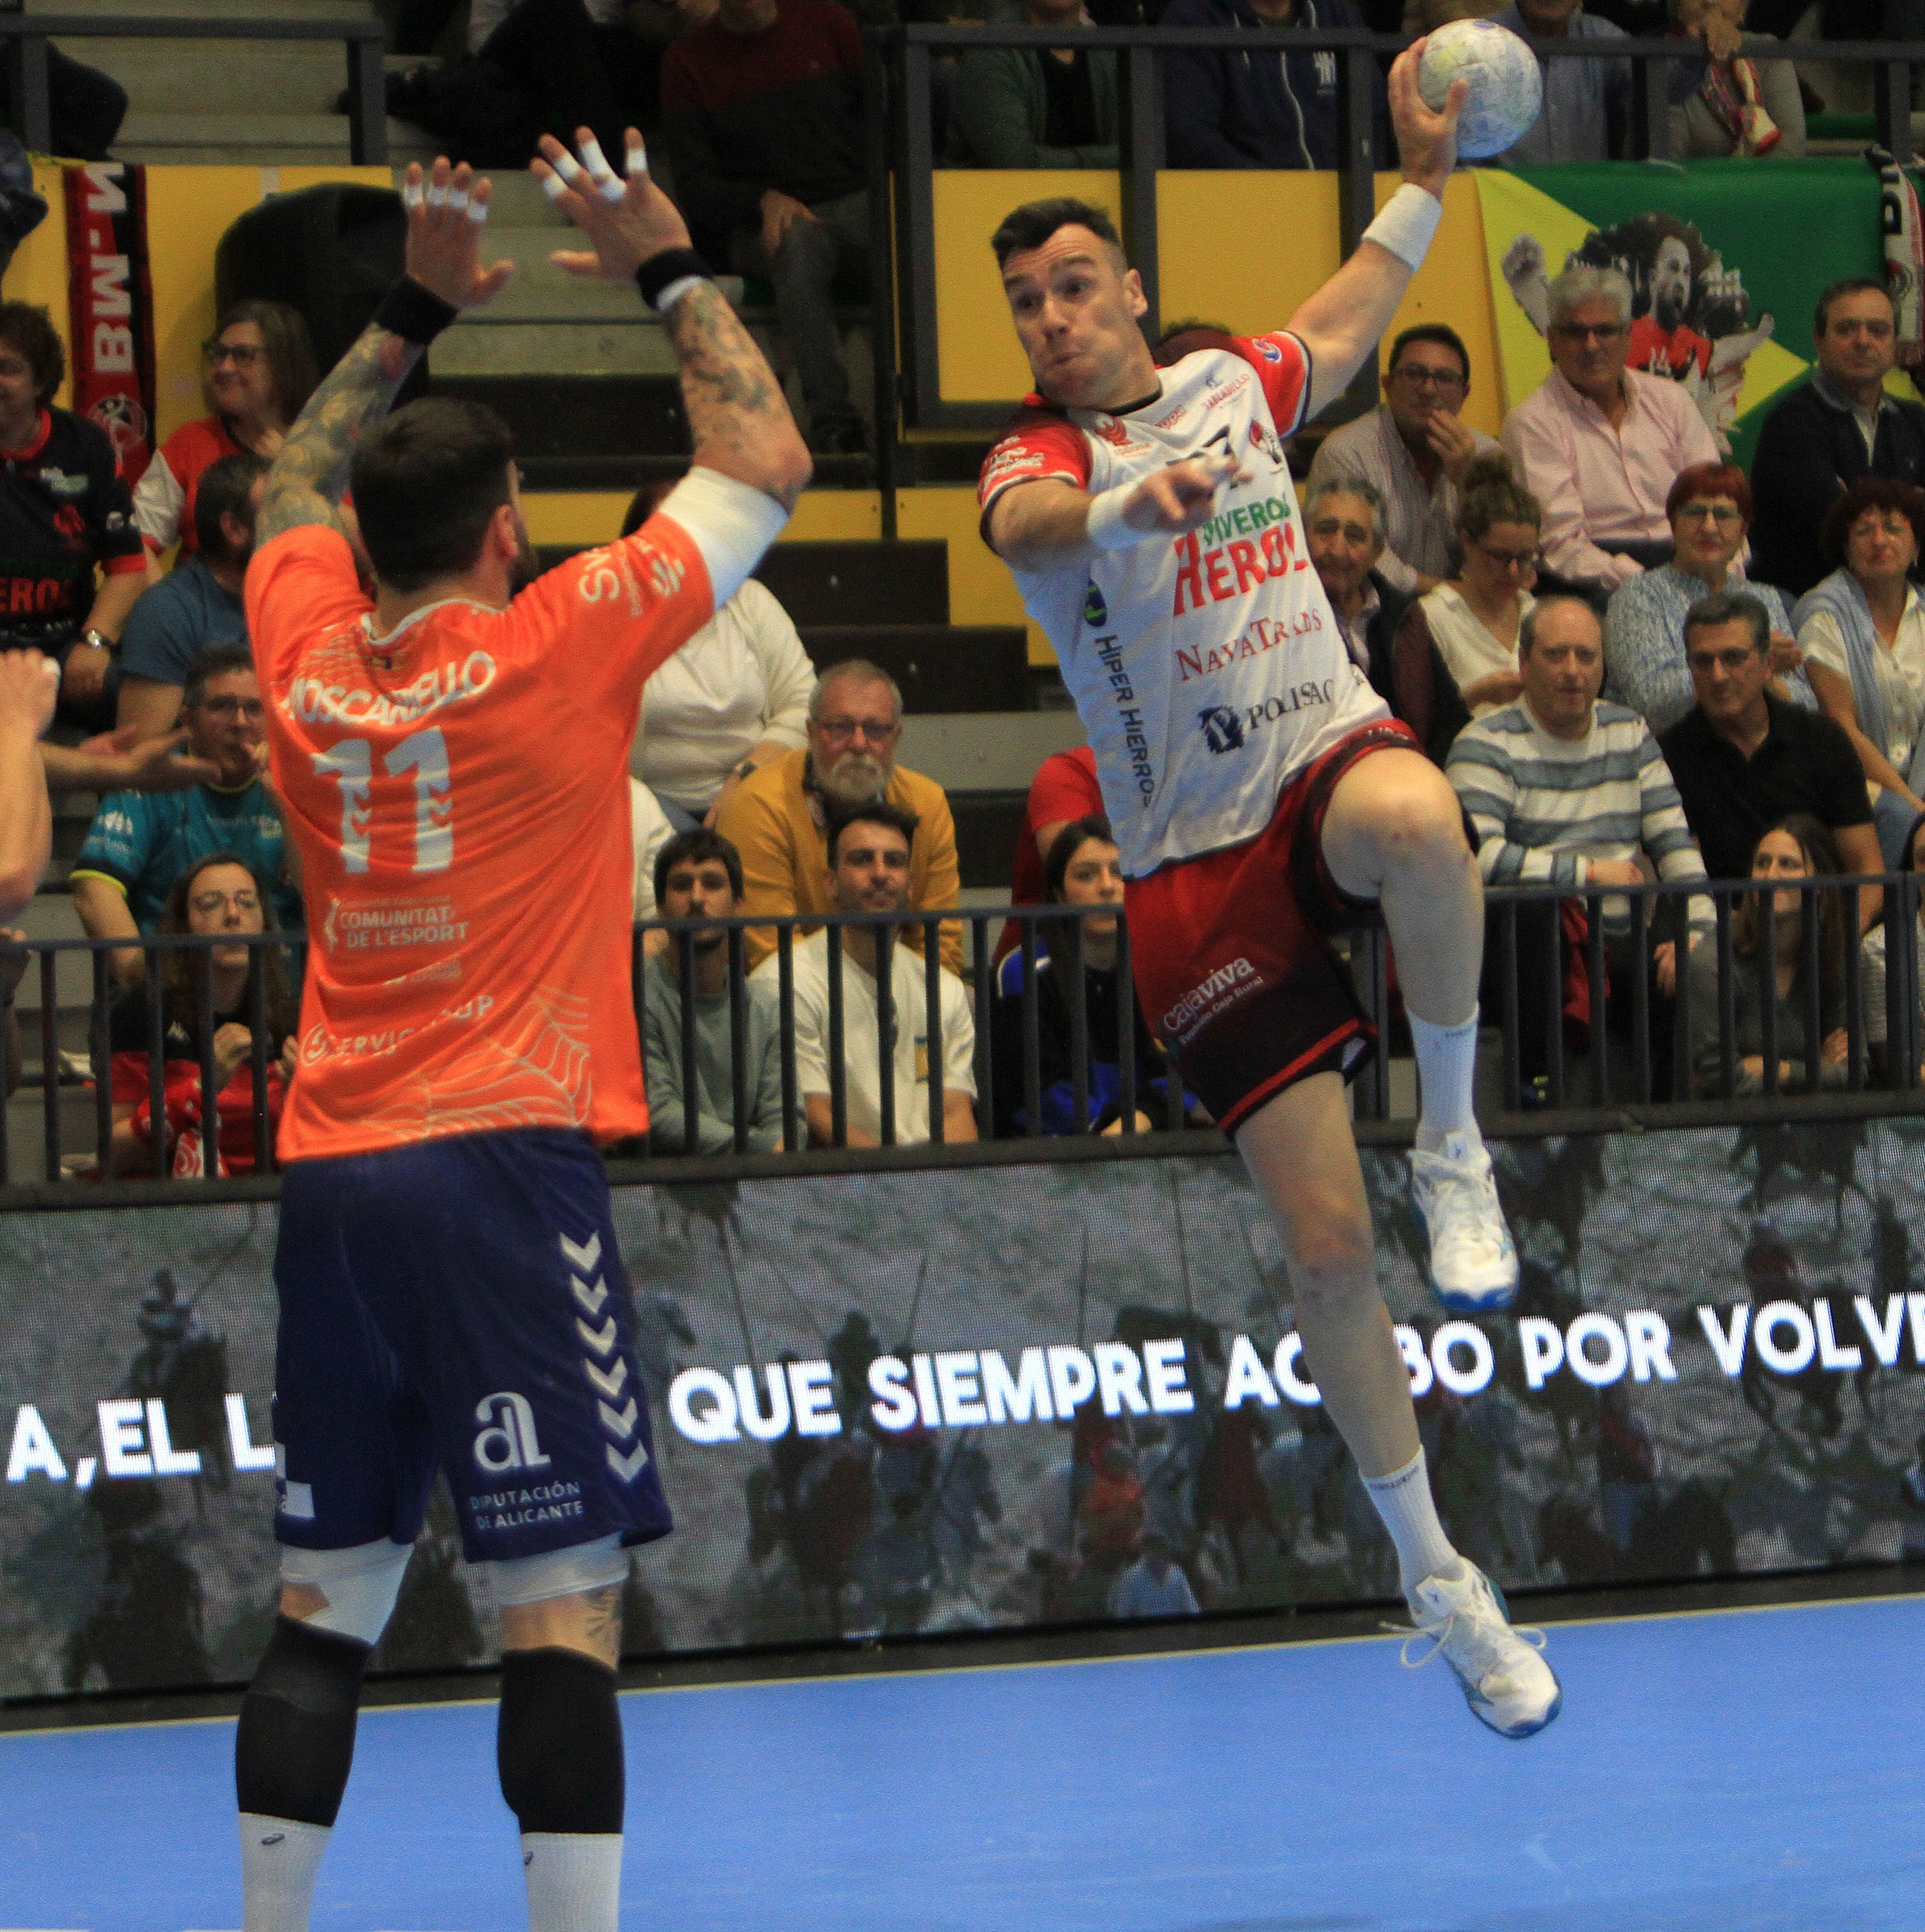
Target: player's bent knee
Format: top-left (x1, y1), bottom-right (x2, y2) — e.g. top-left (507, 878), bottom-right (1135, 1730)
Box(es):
top-left (280, 1538), bottom-right (412, 1647)
top-left (489, 1531), bottom-right (628, 1610)
top-left (1281, 1201), bottom-right (1376, 1289)
top-left (498, 1646), bottom-right (625, 1837)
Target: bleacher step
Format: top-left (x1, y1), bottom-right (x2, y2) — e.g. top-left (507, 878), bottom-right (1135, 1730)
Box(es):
top-left (898, 712), bottom-right (1086, 794)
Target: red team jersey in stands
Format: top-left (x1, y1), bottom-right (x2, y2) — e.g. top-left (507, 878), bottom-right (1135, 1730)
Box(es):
top-left (247, 519), bottom-right (714, 1162)
top-left (977, 331), bottom-right (1387, 880)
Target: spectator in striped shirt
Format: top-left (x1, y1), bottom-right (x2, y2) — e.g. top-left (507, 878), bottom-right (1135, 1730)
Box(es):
top-left (1446, 595), bottom-right (1713, 1098)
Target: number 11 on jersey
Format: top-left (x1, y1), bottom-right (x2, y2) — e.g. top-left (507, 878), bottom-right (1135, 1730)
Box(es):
top-left (312, 727), bottom-right (454, 875)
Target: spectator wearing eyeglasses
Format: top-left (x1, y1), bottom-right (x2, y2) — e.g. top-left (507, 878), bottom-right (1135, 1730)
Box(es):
top-left (131, 301), bottom-right (317, 563)
top-left (0, 302), bottom-right (150, 733)
top-left (1307, 324), bottom-right (1500, 598)
top-left (1604, 460), bottom-right (1803, 736)
top-left (1501, 265), bottom-right (1717, 599)
top-left (72, 645), bottom-right (301, 986)
top-left (714, 657), bottom-right (962, 972)
top-left (105, 851), bottom-right (299, 1177)
top-left (1390, 452), bottom-right (1541, 763)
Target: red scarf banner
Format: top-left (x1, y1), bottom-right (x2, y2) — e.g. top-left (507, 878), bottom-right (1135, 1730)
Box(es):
top-left (62, 161), bottom-right (157, 486)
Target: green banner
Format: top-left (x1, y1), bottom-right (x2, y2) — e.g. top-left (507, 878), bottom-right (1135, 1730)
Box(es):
top-left (1477, 158), bottom-right (1919, 472)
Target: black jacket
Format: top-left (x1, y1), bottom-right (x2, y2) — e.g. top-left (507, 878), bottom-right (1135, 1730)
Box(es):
top-left (1159, 0), bottom-right (1391, 171)
top-left (1748, 376), bottom-right (1925, 597)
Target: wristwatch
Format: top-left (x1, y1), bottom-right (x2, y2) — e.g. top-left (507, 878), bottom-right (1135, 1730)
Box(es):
top-left (733, 758), bottom-right (757, 782)
top-left (78, 629), bottom-right (112, 653)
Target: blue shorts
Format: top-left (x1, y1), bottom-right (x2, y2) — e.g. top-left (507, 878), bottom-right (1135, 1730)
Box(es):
top-left (271, 1128), bottom-right (673, 1564)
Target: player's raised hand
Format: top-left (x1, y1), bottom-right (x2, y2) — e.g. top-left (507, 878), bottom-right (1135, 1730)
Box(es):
top-left (1116, 451), bottom-right (1249, 538)
top-left (535, 127), bottom-right (694, 282)
top-left (400, 158), bottom-right (515, 310)
top-left (1389, 39), bottom-right (1463, 198)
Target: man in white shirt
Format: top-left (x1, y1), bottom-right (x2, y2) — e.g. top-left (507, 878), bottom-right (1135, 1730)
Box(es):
top-left (1502, 265), bottom-right (1717, 595)
top-left (756, 800), bottom-right (977, 1147)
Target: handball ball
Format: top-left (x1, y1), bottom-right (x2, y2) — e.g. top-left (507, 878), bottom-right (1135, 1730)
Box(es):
top-left (1418, 18), bottom-right (1543, 160)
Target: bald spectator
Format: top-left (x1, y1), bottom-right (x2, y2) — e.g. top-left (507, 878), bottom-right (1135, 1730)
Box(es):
top-left (1307, 324), bottom-right (1501, 596)
top-left (716, 657), bottom-right (962, 972)
top-left (1501, 264), bottom-right (1717, 597)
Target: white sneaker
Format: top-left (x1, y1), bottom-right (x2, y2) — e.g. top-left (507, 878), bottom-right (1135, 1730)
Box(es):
top-left (1403, 1563), bottom-right (1562, 1740)
top-left (1410, 1132), bottom-right (1519, 1312)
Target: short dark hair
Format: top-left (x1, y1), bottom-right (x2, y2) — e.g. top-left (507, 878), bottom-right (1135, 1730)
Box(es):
top-left (1683, 590), bottom-right (1770, 656)
top-left (654, 827), bottom-right (744, 908)
top-left (826, 799), bottom-right (919, 866)
top-left (211, 299), bottom-right (319, 424)
top-left (349, 398), bottom-right (515, 593)
top-left (1820, 474), bottom-right (1925, 573)
top-left (1043, 813), bottom-right (1114, 903)
top-left (192, 450), bottom-right (269, 562)
top-left (183, 642), bottom-right (255, 707)
top-left (0, 302), bottom-right (64, 404)
top-left (991, 198), bottom-right (1123, 272)
top-left (1387, 323), bottom-right (1471, 386)
top-left (1814, 276), bottom-right (1891, 335)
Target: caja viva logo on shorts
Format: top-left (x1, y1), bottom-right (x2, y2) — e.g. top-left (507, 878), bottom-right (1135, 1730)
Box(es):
top-left (473, 1391), bottom-right (550, 1473)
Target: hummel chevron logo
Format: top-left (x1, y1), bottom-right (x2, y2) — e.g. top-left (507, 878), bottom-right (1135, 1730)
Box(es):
top-left (584, 1356), bottom-right (628, 1400)
top-left (559, 1231), bottom-right (603, 1274)
top-left (570, 1272), bottom-right (608, 1317)
top-left (606, 1440), bottom-right (650, 1482)
top-left (576, 1314), bottom-right (618, 1357)
top-left (599, 1397), bottom-right (639, 1440)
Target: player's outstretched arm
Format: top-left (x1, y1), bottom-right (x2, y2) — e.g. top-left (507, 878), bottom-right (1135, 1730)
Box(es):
top-left (534, 128), bottom-right (811, 512)
top-left (256, 157), bottom-right (514, 547)
top-left (1286, 42), bottom-right (1464, 423)
top-left (988, 451), bottom-right (1249, 574)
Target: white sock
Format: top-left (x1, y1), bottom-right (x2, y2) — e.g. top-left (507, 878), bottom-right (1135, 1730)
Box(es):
top-left (1362, 1448), bottom-right (1463, 1600)
top-left (1409, 1008), bottom-right (1480, 1152)
top-left (239, 1813), bottom-right (329, 1932)
top-left (523, 1832), bottom-right (624, 1932)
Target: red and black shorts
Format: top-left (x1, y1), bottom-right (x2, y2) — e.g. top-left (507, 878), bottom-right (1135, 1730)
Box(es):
top-left (1124, 721), bottom-right (1418, 1137)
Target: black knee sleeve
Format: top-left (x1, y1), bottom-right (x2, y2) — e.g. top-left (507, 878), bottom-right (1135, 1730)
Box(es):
top-left (234, 1616), bottom-right (371, 1829)
top-left (497, 1648), bottom-right (624, 1836)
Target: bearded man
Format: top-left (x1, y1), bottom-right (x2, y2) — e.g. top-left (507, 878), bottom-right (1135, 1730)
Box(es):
top-left (716, 654), bottom-right (963, 970)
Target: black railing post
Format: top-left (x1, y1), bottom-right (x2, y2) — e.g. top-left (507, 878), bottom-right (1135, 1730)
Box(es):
top-left (777, 923), bottom-right (800, 1150)
top-left (1758, 893), bottom-right (1778, 1099)
top-left (729, 928), bottom-right (751, 1155)
top-left (345, 30), bottom-right (387, 167)
top-left (863, 32), bottom-right (900, 534)
top-left (1336, 44), bottom-right (1378, 418)
top-left (973, 913), bottom-right (995, 1139)
top-left (924, 915), bottom-right (944, 1144)
top-left (677, 934), bottom-right (700, 1155)
top-left (1115, 911), bottom-right (1137, 1134)
top-left (13, 30), bottom-right (49, 156)
top-left (1876, 55), bottom-right (1911, 161)
top-left (248, 949), bottom-right (271, 1174)
top-left (1629, 888), bottom-right (1651, 1103)
top-left (1121, 42), bottom-right (1164, 344)
top-left (1020, 916), bottom-right (1042, 1138)
top-left (37, 948), bottom-right (58, 1183)
top-left (875, 920), bottom-right (897, 1147)
top-left (827, 923), bottom-right (848, 1147)
top-left (90, 945), bottom-right (112, 1172)
top-left (897, 37), bottom-right (942, 426)
top-left (1065, 911), bottom-right (1090, 1133)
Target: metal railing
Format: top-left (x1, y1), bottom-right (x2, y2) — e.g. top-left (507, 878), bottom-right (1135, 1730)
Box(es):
top-left (866, 23), bottom-right (1925, 470)
top-left (0, 14), bottom-right (390, 164)
top-left (4, 878), bottom-right (1922, 1201)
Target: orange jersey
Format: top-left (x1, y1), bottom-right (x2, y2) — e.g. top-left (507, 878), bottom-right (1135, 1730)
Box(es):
top-left (247, 519), bottom-right (713, 1162)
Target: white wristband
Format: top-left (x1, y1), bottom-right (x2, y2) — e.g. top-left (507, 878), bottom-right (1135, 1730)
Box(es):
top-left (653, 274), bottom-right (705, 316)
top-left (1084, 485), bottom-right (1142, 552)
top-left (1362, 183), bottom-right (1443, 272)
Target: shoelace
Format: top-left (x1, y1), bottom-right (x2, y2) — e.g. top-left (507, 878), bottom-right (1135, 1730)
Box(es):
top-left (1389, 1602), bottom-right (1548, 1676)
top-left (1419, 1162), bottom-right (1510, 1261)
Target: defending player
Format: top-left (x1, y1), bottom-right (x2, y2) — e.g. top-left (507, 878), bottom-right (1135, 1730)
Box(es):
top-left (979, 49), bottom-right (1560, 1736)
top-left (233, 139), bottom-right (810, 1929)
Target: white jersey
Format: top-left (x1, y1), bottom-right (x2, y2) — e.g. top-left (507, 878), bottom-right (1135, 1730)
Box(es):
top-left (979, 331), bottom-right (1388, 879)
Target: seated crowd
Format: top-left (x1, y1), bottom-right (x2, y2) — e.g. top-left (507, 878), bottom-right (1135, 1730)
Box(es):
top-left (12, 238), bottom-right (1925, 1170)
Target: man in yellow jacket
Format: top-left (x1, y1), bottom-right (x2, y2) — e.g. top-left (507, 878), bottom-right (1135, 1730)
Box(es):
top-left (716, 656), bottom-right (964, 972)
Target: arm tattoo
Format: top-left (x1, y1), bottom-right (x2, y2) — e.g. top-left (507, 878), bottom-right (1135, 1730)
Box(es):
top-left (666, 284), bottom-right (802, 511)
top-left (256, 327), bottom-right (422, 545)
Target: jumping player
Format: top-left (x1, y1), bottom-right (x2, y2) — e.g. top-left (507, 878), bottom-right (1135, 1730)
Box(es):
top-left (979, 49), bottom-right (1560, 1736)
top-left (233, 139), bottom-right (810, 1928)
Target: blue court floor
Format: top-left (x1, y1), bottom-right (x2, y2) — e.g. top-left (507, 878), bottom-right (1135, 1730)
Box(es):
top-left (2, 1592), bottom-right (1920, 1932)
